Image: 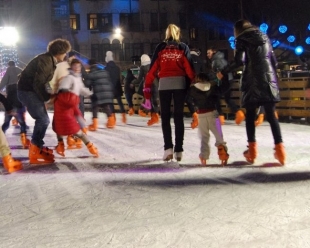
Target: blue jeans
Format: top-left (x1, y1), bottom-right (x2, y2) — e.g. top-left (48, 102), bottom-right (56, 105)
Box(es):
top-left (18, 91), bottom-right (50, 148)
top-left (2, 106), bottom-right (27, 134)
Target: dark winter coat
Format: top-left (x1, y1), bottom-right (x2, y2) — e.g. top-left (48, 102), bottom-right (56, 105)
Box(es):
top-left (187, 81), bottom-right (219, 112)
top-left (136, 64), bottom-right (150, 96)
top-left (17, 53), bottom-right (57, 102)
top-left (223, 27), bottom-right (280, 107)
top-left (105, 61), bottom-right (123, 97)
top-left (53, 92), bottom-right (81, 135)
top-left (0, 66), bottom-right (23, 108)
top-left (124, 70), bottom-right (136, 95)
top-left (85, 64), bottom-right (114, 105)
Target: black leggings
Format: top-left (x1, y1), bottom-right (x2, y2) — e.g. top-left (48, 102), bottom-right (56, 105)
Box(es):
top-left (245, 102), bottom-right (283, 144)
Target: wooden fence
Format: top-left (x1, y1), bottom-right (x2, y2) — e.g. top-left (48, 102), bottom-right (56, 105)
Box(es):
top-left (81, 77), bottom-right (310, 122)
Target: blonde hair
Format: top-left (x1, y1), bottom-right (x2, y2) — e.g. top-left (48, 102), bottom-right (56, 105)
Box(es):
top-left (165, 24), bottom-right (181, 42)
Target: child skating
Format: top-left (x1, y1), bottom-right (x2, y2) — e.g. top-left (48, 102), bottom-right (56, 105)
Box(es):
top-left (187, 72), bottom-right (229, 165)
top-left (52, 59), bottom-right (98, 157)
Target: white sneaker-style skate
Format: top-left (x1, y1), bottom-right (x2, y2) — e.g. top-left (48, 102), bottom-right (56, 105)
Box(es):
top-left (163, 148), bottom-right (173, 161)
top-left (174, 152), bottom-right (182, 162)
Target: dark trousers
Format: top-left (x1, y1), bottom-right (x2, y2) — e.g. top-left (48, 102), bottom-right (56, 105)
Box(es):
top-left (125, 92), bottom-right (134, 108)
top-left (92, 103), bottom-right (112, 118)
top-left (159, 89), bottom-right (187, 152)
top-left (2, 106), bottom-right (27, 134)
top-left (110, 96), bottom-right (125, 113)
top-left (245, 102), bottom-right (283, 144)
top-left (216, 88), bottom-right (239, 115)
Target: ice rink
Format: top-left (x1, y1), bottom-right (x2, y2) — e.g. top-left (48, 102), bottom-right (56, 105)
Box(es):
top-left (1, 111), bottom-right (310, 248)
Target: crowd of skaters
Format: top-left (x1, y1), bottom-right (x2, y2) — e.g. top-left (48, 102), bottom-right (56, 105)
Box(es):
top-left (0, 20), bottom-right (287, 174)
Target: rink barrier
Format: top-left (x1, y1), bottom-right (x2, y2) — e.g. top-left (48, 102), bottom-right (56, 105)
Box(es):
top-left (83, 77), bottom-right (310, 121)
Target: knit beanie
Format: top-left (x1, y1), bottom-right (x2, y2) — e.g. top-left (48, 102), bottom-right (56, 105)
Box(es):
top-left (141, 54), bottom-right (151, 66)
top-left (105, 51), bottom-right (114, 63)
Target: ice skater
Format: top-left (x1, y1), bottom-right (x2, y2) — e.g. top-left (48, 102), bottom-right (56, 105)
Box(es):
top-left (218, 19), bottom-right (285, 165)
top-left (52, 59), bottom-right (98, 157)
top-left (187, 72), bottom-right (229, 165)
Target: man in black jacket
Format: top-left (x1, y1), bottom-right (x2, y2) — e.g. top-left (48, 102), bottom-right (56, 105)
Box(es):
top-left (17, 38), bottom-right (71, 164)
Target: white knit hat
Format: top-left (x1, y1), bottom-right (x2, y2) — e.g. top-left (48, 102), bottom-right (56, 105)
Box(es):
top-left (140, 54), bottom-right (151, 66)
top-left (105, 51), bottom-right (114, 62)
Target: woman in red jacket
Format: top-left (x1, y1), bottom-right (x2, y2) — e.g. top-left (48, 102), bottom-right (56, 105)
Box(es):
top-left (144, 24), bottom-right (195, 162)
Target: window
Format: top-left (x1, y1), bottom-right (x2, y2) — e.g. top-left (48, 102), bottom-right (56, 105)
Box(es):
top-left (189, 28), bottom-right (198, 41)
top-left (120, 13), bottom-right (141, 32)
top-left (70, 14), bottom-right (80, 30)
top-left (218, 27), bottom-right (226, 40)
top-left (99, 13), bottom-right (113, 32)
top-left (208, 27), bottom-right (216, 40)
top-left (87, 13), bottom-right (112, 32)
top-left (178, 12), bottom-right (186, 29)
top-left (88, 14), bottom-right (98, 30)
top-left (150, 12), bottom-right (167, 31)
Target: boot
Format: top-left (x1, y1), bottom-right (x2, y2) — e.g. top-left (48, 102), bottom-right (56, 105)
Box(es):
top-left (243, 142), bottom-right (257, 164)
top-left (219, 115), bottom-right (225, 125)
top-left (163, 148), bottom-right (173, 161)
top-left (55, 141), bottom-right (65, 157)
top-left (29, 143), bottom-right (55, 164)
top-left (20, 133), bottom-right (30, 148)
top-left (274, 143), bottom-right (286, 165)
top-left (88, 118), bottom-right (98, 131)
top-left (191, 112), bottom-right (198, 129)
top-left (87, 142), bottom-right (99, 157)
top-left (128, 108), bottom-right (135, 116)
top-left (106, 115), bottom-right (116, 128)
top-left (122, 113), bottom-right (127, 124)
top-left (235, 110), bottom-right (245, 125)
top-left (147, 113), bottom-right (159, 126)
top-left (67, 135), bottom-right (82, 149)
top-left (2, 154), bottom-right (23, 173)
top-left (255, 114), bottom-right (264, 126)
top-left (174, 152), bottom-right (182, 162)
top-left (217, 145), bottom-right (229, 166)
top-left (138, 109), bottom-right (147, 117)
top-left (199, 155), bottom-right (207, 166)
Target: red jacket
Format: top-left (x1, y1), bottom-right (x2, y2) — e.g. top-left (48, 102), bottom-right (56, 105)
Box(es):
top-left (52, 92), bottom-right (82, 136)
top-left (144, 41), bottom-right (195, 89)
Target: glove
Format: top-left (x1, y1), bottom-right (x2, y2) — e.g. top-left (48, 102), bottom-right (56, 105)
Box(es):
top-left (141, 99), bottom-right (152, 110)
top-left (143, 87), bottom-right (151, 99)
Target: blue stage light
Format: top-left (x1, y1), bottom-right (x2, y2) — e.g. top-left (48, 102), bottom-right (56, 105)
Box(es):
top-left (287, 35), bottom-right (295, 43)
top-left (308, 24), bottom-right (310, 31)
top-left (272, 40), bottom-right (280, 48)
top-left (306, 37), bottom-right (310, 45)
top-left (279, 25), bottom-right (287, 34)
top-left (230, 42), bottom-right (235, 49)
top-left (228, 36), bottom-right (235, 42)
top-left (259, 23), bottom-right (268, 33)
top-left (295, 46), bottom-right (304, 55)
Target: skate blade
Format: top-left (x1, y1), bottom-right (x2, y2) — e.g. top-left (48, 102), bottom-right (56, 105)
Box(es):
top-left (163, 154), bottom-right (173, 162)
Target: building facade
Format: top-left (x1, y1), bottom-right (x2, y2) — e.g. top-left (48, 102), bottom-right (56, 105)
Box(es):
top-left (0, 0), bottom-right (241, 72)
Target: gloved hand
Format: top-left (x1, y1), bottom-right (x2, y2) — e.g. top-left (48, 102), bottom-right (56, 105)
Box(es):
top-left (143, 87), bottom-right (151, 99)
top-left (141, 99), bottom-right (152, 110)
